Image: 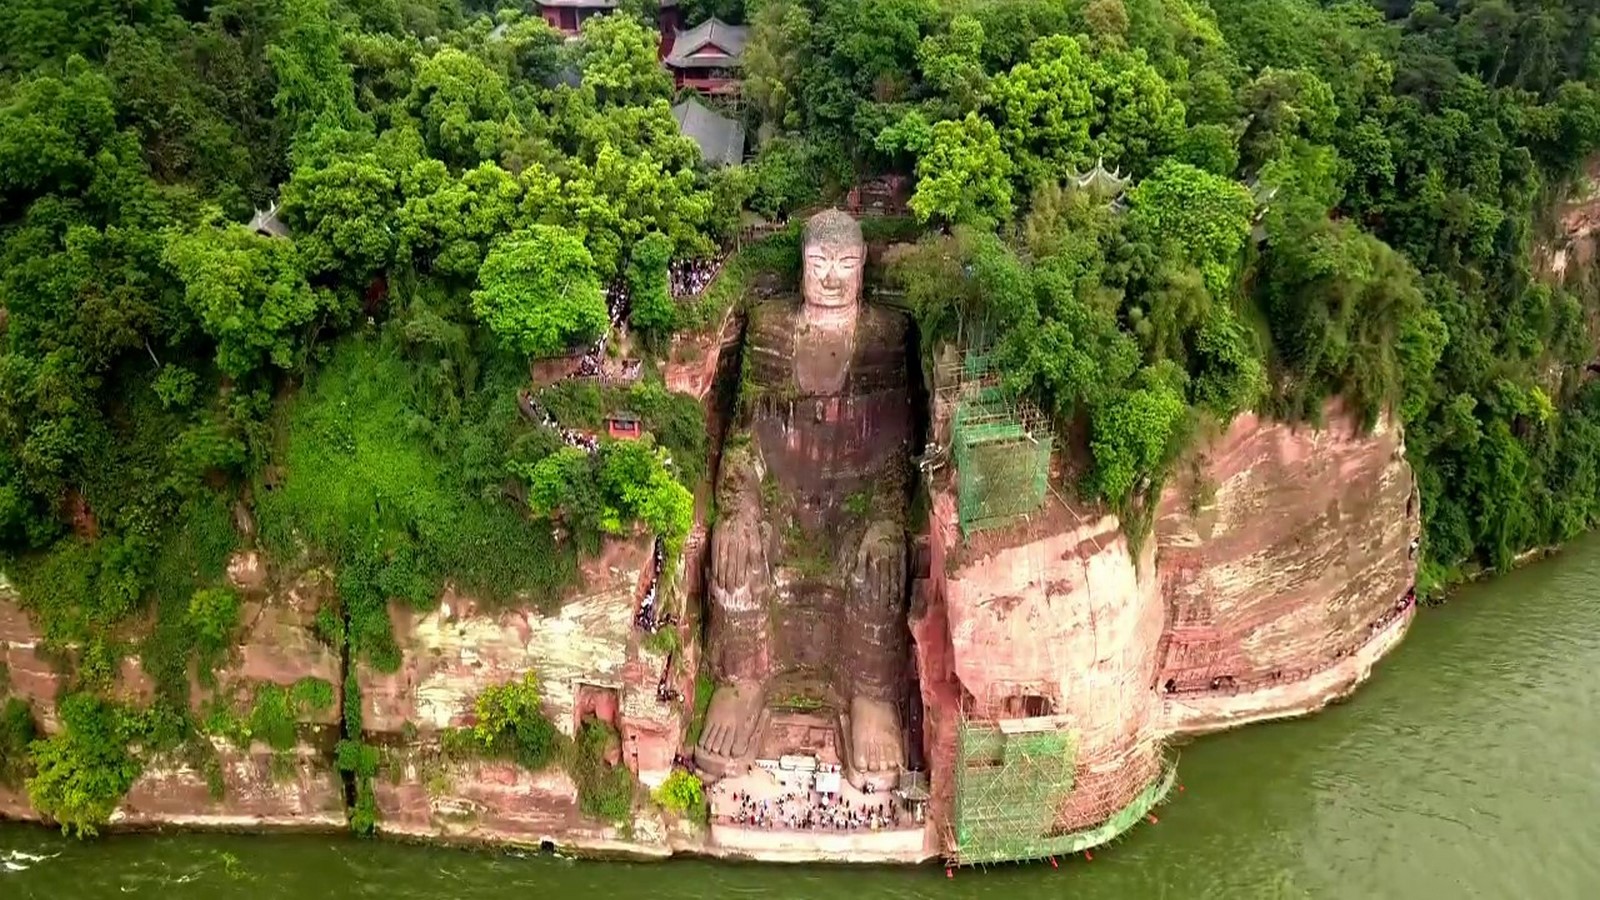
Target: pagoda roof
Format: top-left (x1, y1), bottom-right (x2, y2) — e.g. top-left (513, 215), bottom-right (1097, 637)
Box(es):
top-left (672, 97), bottom-right (745, 168)
top-left (665, 17), bottom-right (748, 69)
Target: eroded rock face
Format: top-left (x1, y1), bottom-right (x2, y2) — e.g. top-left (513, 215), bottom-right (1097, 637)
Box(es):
top-left (914, 491), bottom-right (1166, 847)
top-left (910, 396), bottom-right (1417, 857)
top-left (0, 589), bottom-right (38, 817)
top-left (373, 756), bottom-right (585, 843)
top-left (1153, 398), bottom-right (1418, 733)
top-left (661, 307), bottom-right (740, 402)
top-left (360, 537), bottom-right (650, 738)
top-left (122, 558), bottom-right (344, 826)
top-left (0, 585), bottom-right (64, 737)
top-left (364, 535), bottom-right (688, 843)
top-left (116, 741), bottom-right (345, 828)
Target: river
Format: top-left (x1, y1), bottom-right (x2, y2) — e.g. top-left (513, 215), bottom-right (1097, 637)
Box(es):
top-left (6, 536), bottom-right (1600, 899)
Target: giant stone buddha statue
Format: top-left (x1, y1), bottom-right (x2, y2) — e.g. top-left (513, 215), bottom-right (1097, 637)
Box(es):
top-left (696, 210), bottom-right (912, 790)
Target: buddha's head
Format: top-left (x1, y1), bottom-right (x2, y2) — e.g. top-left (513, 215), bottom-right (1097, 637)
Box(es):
top-left (801, 209), bottom-right (866, 327)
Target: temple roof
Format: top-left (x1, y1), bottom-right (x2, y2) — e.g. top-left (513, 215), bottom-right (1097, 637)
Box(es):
top-left (1068, 159), bottom-right (1131, 199)
top-left (665, 17), bottom-right (748, 69)
top-left (672, 97), bottom-right (745, 167)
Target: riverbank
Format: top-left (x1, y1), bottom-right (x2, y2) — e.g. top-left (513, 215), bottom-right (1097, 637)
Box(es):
top-left (6, 532), bottom-right (1600, 896)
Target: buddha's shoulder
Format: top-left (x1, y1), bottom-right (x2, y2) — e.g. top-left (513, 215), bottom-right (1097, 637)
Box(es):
top-left (858, 303), bottom-right (910, 338)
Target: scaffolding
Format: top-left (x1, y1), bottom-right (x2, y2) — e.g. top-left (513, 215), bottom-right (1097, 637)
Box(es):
top-left (948, 714), bottom-right (1178, 866)
top-left (939, 352), bottom-right (1051, 535)
top-left (950, 717), bottom-right (1077, 865)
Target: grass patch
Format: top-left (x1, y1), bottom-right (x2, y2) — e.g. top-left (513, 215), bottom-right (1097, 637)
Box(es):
top-left (258, 337), bottom-right (582, 667)
top-left (686, 672), bottom-right (714, 749)
top-left (643, 623), bottom-right (680, 656)
top-left (203, 677), bottom-right (336, 752)
top-left (570, 717), bottom-right (634, 824)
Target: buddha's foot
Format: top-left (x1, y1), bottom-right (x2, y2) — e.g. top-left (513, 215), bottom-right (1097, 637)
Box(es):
top-left (693, 682), bottom-right (767, 778)
top-left (846, 695), bottom-right (904, 791)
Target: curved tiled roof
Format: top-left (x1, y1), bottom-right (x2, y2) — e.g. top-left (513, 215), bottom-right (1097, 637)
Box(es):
top-left (672, 97), bottom-right (745, 168)
top-left (665, 17), bottom-right (748, 69)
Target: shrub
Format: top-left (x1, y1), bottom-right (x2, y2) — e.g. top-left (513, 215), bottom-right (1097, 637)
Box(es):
top-left (26, 694), bottom-right (141, 837)
top-left (0, 698), bottom-right (39, 788)
top-left (468, 672), bottom-right (560, 770)
top-left (571, 718), bottom-right (633, 823)
top-left (188, 587), bottom-right (241, 652)
top-left (652, 769), bottom-right (707, 823)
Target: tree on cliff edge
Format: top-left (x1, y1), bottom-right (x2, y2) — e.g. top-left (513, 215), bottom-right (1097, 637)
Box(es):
top-left (472, 225), bottom-right (608, 359)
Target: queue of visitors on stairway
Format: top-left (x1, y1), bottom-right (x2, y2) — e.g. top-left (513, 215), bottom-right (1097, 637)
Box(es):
top-left (636, 537), bottom-right (675, 634)
top-left (716, 786), bottom-right (902, 832)
top-left (523, 396), bottom-right (601, 455)
top-left (575, 281), bottom-right (633, 377)
top-left (670, 253), bottom-right (727, 300)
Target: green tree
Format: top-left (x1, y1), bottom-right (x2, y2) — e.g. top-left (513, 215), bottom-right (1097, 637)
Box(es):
top-left (281, 153), bottom-right (401, 279)
top-left (627, 232), bottom-right (675, 336)
top-left (472, 226), bottom-right (608, 358)
top-left (406, 47), bottom-right (521, 170)
top-left (1126, 161), bottom-right (1254, 297)
top-left (164, 225), bottom-right (332, 379)
top-left (1089, 367), bottom-right (1189, 503)
top-left (269, 0), bottom-right (365, 152)
top-left (909, 113), bottom-right (1013, 226)
top-left (578, 12), bottom-right (672, 107)
top-left (986, 35), bottom-right (1098, 188)
top-left (917, 14), bottom-right (987, 115)
top-left (598, 438), bottom-right (694, 548)
top-left (396, 160), bottom-right (524, 279)
top-left (744, 0), bottom-right (812, 130)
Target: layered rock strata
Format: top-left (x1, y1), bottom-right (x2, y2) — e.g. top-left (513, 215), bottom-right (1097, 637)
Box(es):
top-left (1154, 399), bottom-right (1418, 734)
top-left (363, 535), bottom-right (689, 847)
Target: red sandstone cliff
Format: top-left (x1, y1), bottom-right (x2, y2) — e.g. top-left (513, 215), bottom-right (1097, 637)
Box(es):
top-left (909, 394), bottom-right (1417, 858)
top-left (912, 489), bottom-right (1167, 855)
top-left (117, 556), bottom-right (345, 828)
top-left (2, 384), bottom-right (1419, 859)
top-left (362, 535), bottom-right (689, 848)
top-left (0, 556), bottom-right (346, 828)
top-left (1154, 399), bottom-right (1418, 735)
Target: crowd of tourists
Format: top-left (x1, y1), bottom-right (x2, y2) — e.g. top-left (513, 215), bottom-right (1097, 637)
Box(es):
top-left (670, 254), bottom-right (727, 299)
top-left (716, 785), bottom-right (902, 832)
top-left (636, 537), bottom-right (674, 633)
top-left (523, 396), bottom-right (600, 455)
top-left (575, 281), bottom-right (633, 377)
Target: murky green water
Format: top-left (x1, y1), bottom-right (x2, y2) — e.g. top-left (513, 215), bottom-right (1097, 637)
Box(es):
top-left (8, 537), bottom-right (1600, 899)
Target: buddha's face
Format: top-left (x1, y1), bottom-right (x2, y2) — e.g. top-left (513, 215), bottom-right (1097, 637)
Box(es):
top-left (802, 226), bottom-right (866, 314)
